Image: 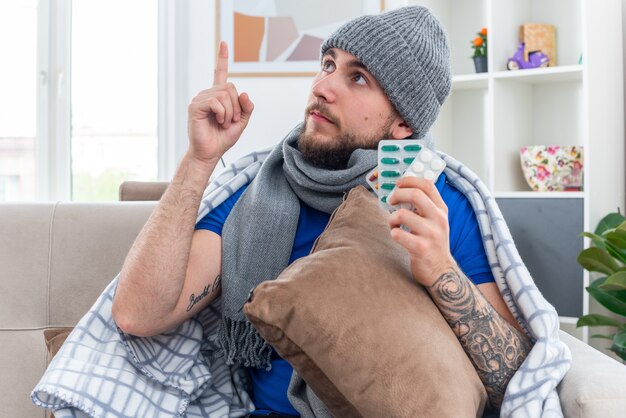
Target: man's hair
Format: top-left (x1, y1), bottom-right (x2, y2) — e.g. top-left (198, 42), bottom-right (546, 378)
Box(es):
top-left (320, 6), bottom-right (451, 140)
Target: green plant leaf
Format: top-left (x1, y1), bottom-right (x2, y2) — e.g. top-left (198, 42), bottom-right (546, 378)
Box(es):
top-left (586, 278), bottom-right (626, 317)
top-left (576, 313), bottom-right (623, 328)
top-left (606, 229), bottom-right (626, 254)
top-left (610, 330), bottom-right (626, 362)
top-left (590, 334), bottom-right (615, 340)
top-left (581, 232), bottom-right (607, 249)
top-left (600, 271), bottom-right (626, 291)
top-left (605, 240), bottom-right (626, 264)
top-left (605, 224), bottom-right (626, 239)
top-left (595, 212), bottom-right (626, 235)
top-left (614, 330), bottom-right (626, 349)
top-left (587, 286), bottom-right (626, 316)
top-left (577, 247), bottom-right (621, 275)
top-left (590, 277), bottom-right (608, 289)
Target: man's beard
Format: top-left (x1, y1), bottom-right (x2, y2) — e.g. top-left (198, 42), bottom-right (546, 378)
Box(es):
top-left (298, 104), bottom-right (396, 170)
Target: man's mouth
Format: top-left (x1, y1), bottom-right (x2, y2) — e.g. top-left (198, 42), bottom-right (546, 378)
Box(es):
top-left (309, 110), bottom-right (334, 124)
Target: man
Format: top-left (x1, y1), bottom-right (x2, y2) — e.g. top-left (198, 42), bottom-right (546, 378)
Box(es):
top-left (112, 6), bottom-right (532, 416)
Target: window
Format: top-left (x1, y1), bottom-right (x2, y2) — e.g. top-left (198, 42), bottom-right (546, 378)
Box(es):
top-left (0, 176), bottom-right (20, 201)
top-left (0, 0), bottom-right (158, 202)
top-left (0, 1), bottom-right (38, 201)
top-left (71, 0), bottom-right (157, 200)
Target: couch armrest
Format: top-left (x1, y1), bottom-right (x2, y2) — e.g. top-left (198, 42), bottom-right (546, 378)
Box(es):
top-left (119, 181), bottom-right (169, 201)
top-left (557, 330), bottom-right (626, 417)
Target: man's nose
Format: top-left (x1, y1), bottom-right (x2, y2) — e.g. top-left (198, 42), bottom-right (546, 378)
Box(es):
top-left (311, 73), bottom-right (338, 103)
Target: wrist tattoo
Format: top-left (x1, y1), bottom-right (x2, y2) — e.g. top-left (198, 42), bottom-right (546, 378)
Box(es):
top-left (429, 269), bottom-right (533, 409)
top-left (186, 274), bottom-right (222, 312)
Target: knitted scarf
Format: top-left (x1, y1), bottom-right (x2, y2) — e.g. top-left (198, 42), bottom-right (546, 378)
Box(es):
top-left (219, 123), bottom-right (380, 368)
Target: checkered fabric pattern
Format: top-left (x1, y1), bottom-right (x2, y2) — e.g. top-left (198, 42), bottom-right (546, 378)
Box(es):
top-left (441, 154), bottom-right (571, 417)
top-left (31, 146), bottom-right (571, 418)
top-left (31, 279), bottom-right (253, 418)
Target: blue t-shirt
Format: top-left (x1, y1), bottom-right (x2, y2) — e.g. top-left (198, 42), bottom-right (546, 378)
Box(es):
top-left (196, 173), bottom-right (494, 416)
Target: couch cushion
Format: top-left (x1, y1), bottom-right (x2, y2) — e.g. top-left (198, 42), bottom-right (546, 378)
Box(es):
top-left (0, 330), bottom-right (51, 418)
top-left (558, 330), bottom-right (626, 418)
top-left (49, 202), bottom-right (155, 325)
top-left (0, 201), bottom-right (156, 418)
top-left (244, 185), bottom-right (487, 418)
top-left (0, 203), bottom-right (56, 328)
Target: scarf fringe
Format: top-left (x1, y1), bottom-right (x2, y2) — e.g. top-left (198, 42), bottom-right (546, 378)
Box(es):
top-left (219, 316), bottom-right (273, 370)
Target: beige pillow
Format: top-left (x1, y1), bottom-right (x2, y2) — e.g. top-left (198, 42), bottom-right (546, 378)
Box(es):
top-left (244, 185), bottom-right (488, 418)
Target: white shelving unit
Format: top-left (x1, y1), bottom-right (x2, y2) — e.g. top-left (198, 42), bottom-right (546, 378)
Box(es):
top-left (406, 0), bottom-right (625, 344)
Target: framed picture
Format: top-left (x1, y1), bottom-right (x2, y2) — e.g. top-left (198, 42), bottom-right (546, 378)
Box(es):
top-left (216, 0), bottom-right (384, 77)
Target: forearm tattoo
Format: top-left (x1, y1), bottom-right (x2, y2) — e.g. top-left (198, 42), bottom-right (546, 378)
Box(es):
top-left (428, 269), bottom-right (533, 409)
top-left (186, 274), bottom-right (222, 312)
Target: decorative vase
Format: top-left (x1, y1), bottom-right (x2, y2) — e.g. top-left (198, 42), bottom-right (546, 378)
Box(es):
top-left (473, 55), bottom-right (488, 73)
top-left (519, 145), bottom-right (584, 191)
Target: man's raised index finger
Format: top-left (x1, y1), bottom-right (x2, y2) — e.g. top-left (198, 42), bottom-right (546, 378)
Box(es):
top-left (213, 41), bottom-right (229, 86)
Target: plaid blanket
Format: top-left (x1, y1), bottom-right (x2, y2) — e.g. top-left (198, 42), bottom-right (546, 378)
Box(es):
top-left (31, 147), bottom-right (571, 417)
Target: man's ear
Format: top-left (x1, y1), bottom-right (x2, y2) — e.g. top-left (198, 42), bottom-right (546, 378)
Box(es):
top-left (389, 118), bottom-right (413, 139)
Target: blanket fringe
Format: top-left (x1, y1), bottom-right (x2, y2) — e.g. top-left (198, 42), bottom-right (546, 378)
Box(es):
top-left (219, 317), bottom-right (273, 370)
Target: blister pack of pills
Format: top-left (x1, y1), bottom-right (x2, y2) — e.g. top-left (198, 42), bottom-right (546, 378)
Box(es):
top-left (367, 140), bottom-right (446, 212)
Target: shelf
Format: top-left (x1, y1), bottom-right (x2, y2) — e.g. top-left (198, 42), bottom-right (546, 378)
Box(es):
top-left (451, 66), bottom-right (582, 88)
top-left (491, 0), bottom-right (584, 72)
top-left (492, 65), bottom-right (583, 84)
top-left (558, 317), bottom-right (581, 325)
top-left (451, 73), bottom-right (489, 90)
top-left (492, 75), bottom-right (584, 191)
top-left (495, 191), bottom-right (584, 199)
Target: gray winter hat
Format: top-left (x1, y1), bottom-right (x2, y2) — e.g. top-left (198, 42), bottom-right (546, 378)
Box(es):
top-left (320, 6), bottom-right (451, 139)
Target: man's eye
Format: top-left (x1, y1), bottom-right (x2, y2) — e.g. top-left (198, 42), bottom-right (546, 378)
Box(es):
top-left (322, 61), bottom-right (335, 72)
top-left (353, 73), bottom-right (367, 85)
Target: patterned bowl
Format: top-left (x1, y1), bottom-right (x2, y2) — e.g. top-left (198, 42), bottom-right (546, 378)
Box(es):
top-left (519, 145), bottom-right (584, 191)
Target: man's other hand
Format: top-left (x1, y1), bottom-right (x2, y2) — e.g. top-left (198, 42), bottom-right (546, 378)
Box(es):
top-left (387, 176), bottom-right (455, 286)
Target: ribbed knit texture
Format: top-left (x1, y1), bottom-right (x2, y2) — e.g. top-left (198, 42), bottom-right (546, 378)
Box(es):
top-left (321, 6), bottom-right (451, 139)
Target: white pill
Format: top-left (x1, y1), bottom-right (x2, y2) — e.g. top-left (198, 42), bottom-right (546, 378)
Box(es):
top-left (420, 150), bottom-right (433, 162)
top-left (424, 170), bottom-right (435, 180)
top-left (410, 161), bottom-right (425, 173)
top-left (431, 159), bottom-right (445, 171)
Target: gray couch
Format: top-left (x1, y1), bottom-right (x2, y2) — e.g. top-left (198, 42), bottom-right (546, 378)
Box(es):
top-left (2, 182), bottom-right (626, 417)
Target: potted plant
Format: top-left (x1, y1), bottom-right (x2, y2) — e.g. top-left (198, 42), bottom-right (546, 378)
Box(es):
top-left (471, 27), bottom-right (488, 73)
top-left (576, 211), bottom-right (626, 362)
